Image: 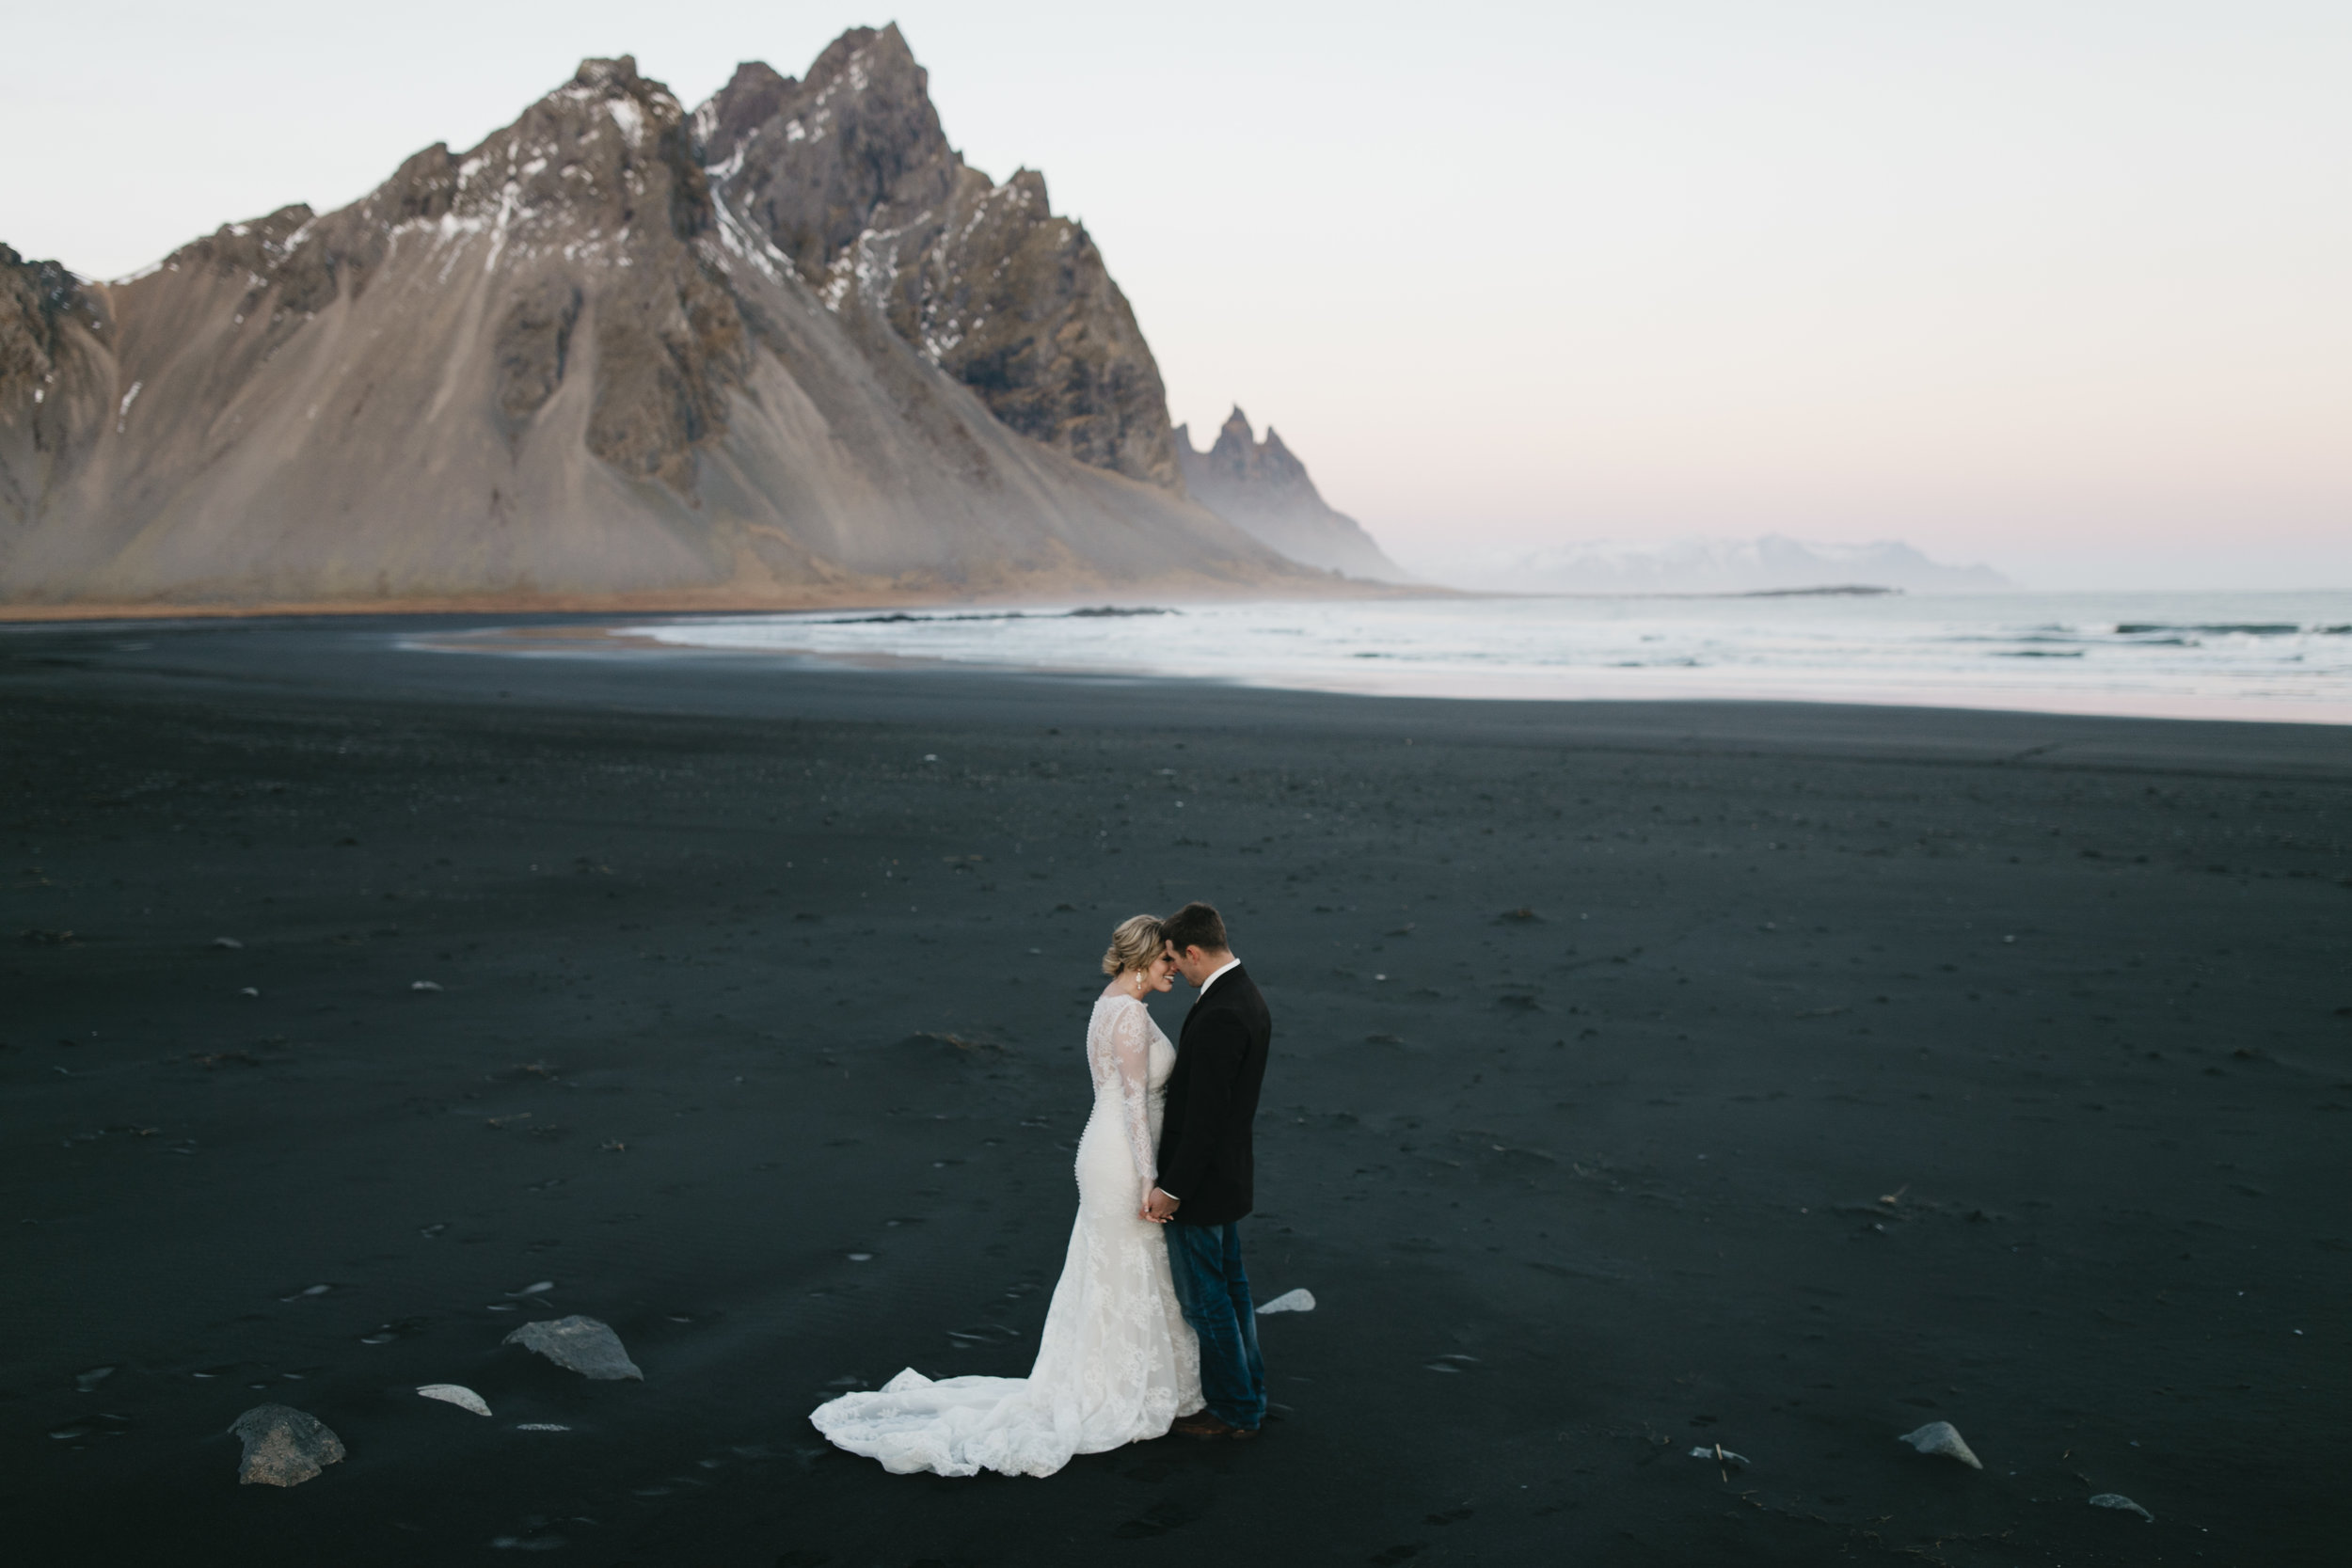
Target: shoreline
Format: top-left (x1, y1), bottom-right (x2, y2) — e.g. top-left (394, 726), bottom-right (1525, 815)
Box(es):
top-left (15, 613), bottom-right (2352, 771)
top-left (15, 585), bottom-right (2350, 735)
top-left (0, 575), bottom-right (1451, 626)
top-left (405, 613), bottom-right (2352, 731)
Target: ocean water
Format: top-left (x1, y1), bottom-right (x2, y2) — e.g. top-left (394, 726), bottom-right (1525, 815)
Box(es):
top-left (626, 591), bottom-right (2352, 724)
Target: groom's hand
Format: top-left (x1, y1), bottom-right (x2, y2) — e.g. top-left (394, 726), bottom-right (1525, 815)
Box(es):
top-left (1142, 1187), bottom-right (1181, 1223)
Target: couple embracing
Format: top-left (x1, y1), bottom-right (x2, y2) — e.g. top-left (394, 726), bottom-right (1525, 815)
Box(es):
top-left (811, 902), bottom-right (1273, 1478)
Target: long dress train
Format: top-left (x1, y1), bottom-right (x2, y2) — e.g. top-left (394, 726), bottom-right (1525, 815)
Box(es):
top-left (809, 994), bottom-right (1203, 1477)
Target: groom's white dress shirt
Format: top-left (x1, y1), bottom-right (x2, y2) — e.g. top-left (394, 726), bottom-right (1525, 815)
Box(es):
top-left (1195, 957), bottom-right (1241, 1001)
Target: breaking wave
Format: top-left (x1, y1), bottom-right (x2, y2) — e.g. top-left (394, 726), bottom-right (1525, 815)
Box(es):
top-left (623, 590), bottom-right (2352, 724)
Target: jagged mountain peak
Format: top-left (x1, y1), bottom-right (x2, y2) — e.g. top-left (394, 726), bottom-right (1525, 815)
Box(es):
top-left (571, 55), bottom-right (647, 91)
top-left (445, 55), bottom-right (704, 237)
top-left (1197, 407), bottom-right (1305, 484)
top-left (694, 29), bottom-right (1178, 489)
top-left (699, 26), bottom-right (955, 283)
top-left (0, 244), bottom-right (105, 427)
top-left (1178, 407), bottom-right (1404, 581)
top-left (696, 61), bottom-right (794, 150)
top-left (108, 51), bottom-right (737, 492)
top-left (4, 243), bottom-right (90, 329)
top-left (799, 21), bottom-right (925, 111)
top-left (1204, 407), bottom-right (1300, 470)
top-left (146, 51), bottom-right (712, 305)
top-left (695, 24), bottom-right (930, 164)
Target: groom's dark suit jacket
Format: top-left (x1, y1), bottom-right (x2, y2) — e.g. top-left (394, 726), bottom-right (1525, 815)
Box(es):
top-left (1156, 965), bottom-right (1271, 1227)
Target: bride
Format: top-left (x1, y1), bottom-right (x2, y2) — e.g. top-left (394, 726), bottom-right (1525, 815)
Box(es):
top-left (810, 915), bottom-right (1204, 1476)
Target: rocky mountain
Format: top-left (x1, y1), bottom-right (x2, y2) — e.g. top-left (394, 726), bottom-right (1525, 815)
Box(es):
top-left (0, 30), bottom-right (1319, 611)
top-left (695, 34), bottom-right (1180, 491)
top-left (1174, 407), bottom-right (1405, 581)
top-left (0, 245), bottom-right (108, 531)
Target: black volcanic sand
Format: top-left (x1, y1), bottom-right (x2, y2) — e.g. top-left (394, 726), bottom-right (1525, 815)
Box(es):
top-left (4, 617), bottom-right (2348, 1567)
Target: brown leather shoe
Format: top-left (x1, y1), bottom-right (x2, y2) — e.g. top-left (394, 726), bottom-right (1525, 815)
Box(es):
top-left (1172, 1413), bottom-right (1259, 1441)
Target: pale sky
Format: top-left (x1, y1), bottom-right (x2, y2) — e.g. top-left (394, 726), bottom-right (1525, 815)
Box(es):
top-left (5, 3), bottom-right (2345, 589)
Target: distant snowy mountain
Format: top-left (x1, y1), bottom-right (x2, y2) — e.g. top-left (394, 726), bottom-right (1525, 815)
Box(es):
top-left (1411, 535), bottom-right (2010, 594)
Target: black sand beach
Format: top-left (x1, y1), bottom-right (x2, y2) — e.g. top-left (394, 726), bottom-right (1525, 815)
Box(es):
top-left (4, 617), bottom-right (2346, 1565)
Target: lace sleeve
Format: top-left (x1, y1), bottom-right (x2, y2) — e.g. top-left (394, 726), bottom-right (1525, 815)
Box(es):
top-left (1090, 999), bottom-right (1158, 1190)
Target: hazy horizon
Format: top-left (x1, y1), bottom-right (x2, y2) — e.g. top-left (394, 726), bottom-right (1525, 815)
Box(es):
top-left (5, 2), bottom-right (2344, 591)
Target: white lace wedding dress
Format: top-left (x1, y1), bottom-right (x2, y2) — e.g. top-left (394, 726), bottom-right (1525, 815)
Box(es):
top-left (809, 994), bottom-right (1203, 1476)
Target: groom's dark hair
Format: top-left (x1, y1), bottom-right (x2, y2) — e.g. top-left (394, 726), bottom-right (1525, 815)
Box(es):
top-left (1162, 901), bottom-right (1230, 955)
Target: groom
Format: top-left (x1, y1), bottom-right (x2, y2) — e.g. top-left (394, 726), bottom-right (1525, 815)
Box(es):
top-left (1144, 901), bottom-right (1272, 1440)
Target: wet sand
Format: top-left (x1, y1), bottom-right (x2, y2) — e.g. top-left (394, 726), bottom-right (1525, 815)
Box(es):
top-left (4, 617), bottom-right (2346, 1565)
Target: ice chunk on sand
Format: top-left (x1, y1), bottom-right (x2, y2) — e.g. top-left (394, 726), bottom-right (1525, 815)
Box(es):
top-left (417, 1383), bottom-right (491, 1417)
top-left (1897, 1420), bottom-right (1982, 1469)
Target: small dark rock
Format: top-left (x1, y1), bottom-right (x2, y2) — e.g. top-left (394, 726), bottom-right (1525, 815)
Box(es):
top-left (230, 1403), bottom-right (345, 1486)
top-left (504, 1314), bottom-right (643, 1380)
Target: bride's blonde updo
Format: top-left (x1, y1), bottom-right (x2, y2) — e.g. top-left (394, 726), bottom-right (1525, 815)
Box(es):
top-left (1101, 913), bottom-right (1166, 975)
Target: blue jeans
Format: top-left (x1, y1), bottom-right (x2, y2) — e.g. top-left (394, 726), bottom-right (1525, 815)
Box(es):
top-left (1165, 1220), bottom-right (1266, 1430)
